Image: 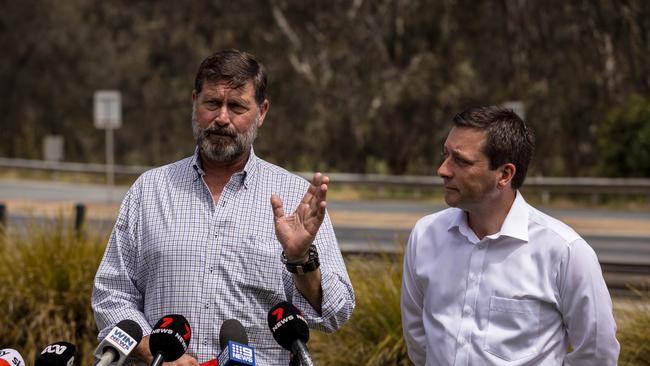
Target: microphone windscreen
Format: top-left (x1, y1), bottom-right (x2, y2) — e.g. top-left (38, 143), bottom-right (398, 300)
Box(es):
top-left (115, 319), bottom-right (144, 345)
top-left (149, 314), bottom-right (192, 362)
top-left (35, 342), bottom-right (76, 366)
top-left (0, 349), bottom-right (25, 366)
top-left (219, 319), bottom-right (249, 349)
top-left (267, 301), bottom-right (309, 350)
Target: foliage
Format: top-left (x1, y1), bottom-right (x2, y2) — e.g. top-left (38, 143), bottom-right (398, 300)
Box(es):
top-left (2, 1), bottom-right (650, 176)
top-left (598, 94), bottom-right (650, 177)
top-left (617, 288), bottom-right (650, 366)
top-left (0, 222), bottom-right (106, 366)
top-left (310, 251), bottom-right (411, 365)
top-left (2, 224), bottom-right (650, 365)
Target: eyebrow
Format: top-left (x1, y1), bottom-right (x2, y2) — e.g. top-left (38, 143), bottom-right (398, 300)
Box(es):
top-left (444, 146), bottom-right (475, 163)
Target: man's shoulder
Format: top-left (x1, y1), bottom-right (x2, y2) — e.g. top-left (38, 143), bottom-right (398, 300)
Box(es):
top-left (527, 205), bottom-right (582, 245)
top-left (129, 155), bottom-right (195, 193)
top-left (139, 156), bottom-right (194, 181)
top-left (254, 158), bottom-right (309, 186)
top-left (413, 207), bottom-right (459, 232)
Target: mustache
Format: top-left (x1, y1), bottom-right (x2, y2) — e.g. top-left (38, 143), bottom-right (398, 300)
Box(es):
top-left (202, 124), bottom-right (237, 137)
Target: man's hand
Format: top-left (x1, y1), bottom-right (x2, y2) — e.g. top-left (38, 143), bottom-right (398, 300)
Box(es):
top-left (162, 354), bottom-right (199, 366)
top-left (132, 336), bottom-right (198, 366)
top-left (271, 172), bottom-right (329, 260)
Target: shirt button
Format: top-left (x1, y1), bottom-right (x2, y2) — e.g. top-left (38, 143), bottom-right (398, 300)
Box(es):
top-left (458, 337), bottom-right (466, 346)
top-left (477, 244), bottom-right (485, 249)
top-left (464, 306), bottom-right (473, 316)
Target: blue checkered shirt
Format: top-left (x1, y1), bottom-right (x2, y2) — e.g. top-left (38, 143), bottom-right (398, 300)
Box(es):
top-left (92, 148), bottom-right (355, 365)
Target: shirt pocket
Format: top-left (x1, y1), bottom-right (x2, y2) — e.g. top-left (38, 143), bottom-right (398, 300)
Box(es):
top-left (483, 296), bottom-right (541, 361)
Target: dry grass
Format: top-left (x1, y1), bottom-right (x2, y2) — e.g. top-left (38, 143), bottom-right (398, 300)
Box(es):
top-left (1, 224), bottom-right (649, 366)
top-left (0, 221), bottom-right (106, 366)
top-left (616, 287), bottom-right (650, 366)
top-left (310, 249), bottom-right (412, 365)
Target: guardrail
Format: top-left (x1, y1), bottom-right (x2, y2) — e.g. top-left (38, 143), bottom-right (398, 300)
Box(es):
top-left (2, 157), bottom-right (650, 201)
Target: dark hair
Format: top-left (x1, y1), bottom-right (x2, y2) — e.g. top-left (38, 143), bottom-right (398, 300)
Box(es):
top-left (453, 105), bottom-right (535, 189)
top-left (194, 49), bottom-right (267, 105)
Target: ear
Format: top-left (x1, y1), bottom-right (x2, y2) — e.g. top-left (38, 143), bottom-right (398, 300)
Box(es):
top-left (192, 89), bottom-right (198, 104)
top-left (497, 163), bottom-right (516, 189)
top-left (257, 99), bottom-right (270, 127)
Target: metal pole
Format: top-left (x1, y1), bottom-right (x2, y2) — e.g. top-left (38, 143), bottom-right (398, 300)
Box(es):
top-left (75, 203), bottom-right (86, 233)
top-left (106, 127), bottom-right (115, 186)
top-left (106, 127), bottom-right (114, 201)
top-left (0, 203), bottom-right (6, 230)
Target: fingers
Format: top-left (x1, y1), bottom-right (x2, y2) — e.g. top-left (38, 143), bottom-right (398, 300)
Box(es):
top-left (303, 172), bottom-right (329, 208)
top-left (271, 194), bottom-right (285, 220)
top-left (163, 354), bottom-right (198, 366)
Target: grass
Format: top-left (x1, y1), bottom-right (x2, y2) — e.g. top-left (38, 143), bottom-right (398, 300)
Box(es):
top-left (616, 287), bottom-right (650, 366)
top-left (0, 221), bottom-right (106, 366)
top-left (310, 251), bottom-right (411, 365)
top-left (1, 224), bottom-right (649, 365)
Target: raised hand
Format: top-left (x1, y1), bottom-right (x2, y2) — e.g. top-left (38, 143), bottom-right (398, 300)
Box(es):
top-left (271, 173), bottom-right (329, 261)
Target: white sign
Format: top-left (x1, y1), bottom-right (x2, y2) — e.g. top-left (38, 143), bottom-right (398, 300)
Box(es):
top-left (94, 90), bottom-right (122, 129)
top-left (503, 100), bottom-right (526, 121)
top-left (43, 135), bottom-right (64, 162)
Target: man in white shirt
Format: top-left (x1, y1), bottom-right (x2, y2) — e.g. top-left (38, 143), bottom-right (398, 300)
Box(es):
top-left (401, 106), bottom-right (619, 365)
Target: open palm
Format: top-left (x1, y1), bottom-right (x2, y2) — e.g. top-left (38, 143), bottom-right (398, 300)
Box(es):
top-left (271, 173), bottom-right (328, 261)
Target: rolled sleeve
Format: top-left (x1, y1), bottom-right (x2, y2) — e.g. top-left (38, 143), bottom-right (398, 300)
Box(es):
top-left (286, 214), bottom-right (355, 332)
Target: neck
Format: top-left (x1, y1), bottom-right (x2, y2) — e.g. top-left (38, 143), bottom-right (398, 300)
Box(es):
top-left (199, 148), bottom-right (250, 180)
top-left (466, 189), bottom-right (516, 239)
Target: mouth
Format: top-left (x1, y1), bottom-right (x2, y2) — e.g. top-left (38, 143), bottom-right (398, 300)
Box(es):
top-left (205, 130), bottom-right (236, 139)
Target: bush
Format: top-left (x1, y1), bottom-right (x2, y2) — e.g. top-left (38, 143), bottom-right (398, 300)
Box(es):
top-left (2, 224), bottom-right (649, 366)
top-left (0, 221), bottom-right (106, 366)
top-left (597, 93), bottom-right (650, 177)
top-left (310, 250), bottom-right (411, 365)
top-left (616, 288), bottom-right (650, 366)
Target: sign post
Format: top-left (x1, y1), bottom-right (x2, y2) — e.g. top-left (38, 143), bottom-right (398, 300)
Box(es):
top-left (503, 100), bottom-right (526, 121)
top-left (94, 90), bottom-right (122, 192)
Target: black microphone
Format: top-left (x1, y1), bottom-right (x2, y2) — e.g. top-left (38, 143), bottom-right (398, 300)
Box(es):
top-left (149, 314), bottom-right (192, 366)
top-left (35, 342), bottom-right (76, 366)
top-left (94, 319), bottom-right (143, 366)
top-left (267, 302), bottom-right (314, 366)
top-left (217, 319), bottom-right (256, 366)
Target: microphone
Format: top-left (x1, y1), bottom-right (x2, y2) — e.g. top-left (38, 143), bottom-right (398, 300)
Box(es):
top-left (94, 319), bottom-right (143, 366)
top-left (0, 349), bottom-right (25, 366)
top-left (216, 319), bottom-right (255, 366)
top-left (149, 314), bottom-right (192, 366)
top-left (267, 302), bottom-right (314, 366)
top-left (35, 342), bottom-right (76, 366)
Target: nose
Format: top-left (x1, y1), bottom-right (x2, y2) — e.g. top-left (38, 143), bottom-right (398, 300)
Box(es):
top-left (437, 157), bottom-right (451, 179)
top-left (214, 106), bottom-right (230, 126)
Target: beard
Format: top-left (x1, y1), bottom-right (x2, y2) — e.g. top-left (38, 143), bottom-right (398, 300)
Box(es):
top-left (192, 106), bottom-right (259, 163)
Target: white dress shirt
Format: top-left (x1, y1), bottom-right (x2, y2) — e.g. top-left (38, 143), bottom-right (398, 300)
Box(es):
top-left (401, 192), bottom-right (619, 365)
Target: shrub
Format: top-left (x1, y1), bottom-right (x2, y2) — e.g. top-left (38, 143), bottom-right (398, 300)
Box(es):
top-left (616, 288), bottom-right (650, 366)
top-left (310, 250), bottom-right (411, 365)
top-left (0, 221), bottom-right (106, 366)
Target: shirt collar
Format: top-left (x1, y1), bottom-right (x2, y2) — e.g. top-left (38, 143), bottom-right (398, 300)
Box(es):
top-left (190, 146), bottom-right (259, 189)
top-left (447, 190), bottom-right (529, 243)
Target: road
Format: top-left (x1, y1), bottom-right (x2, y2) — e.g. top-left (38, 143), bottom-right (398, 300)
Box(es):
top-left (2, 179), bottom-right (649, 265)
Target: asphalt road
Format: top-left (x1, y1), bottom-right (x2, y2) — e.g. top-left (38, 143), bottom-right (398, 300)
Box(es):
top-left (2, 179), bottom-right (649, 265)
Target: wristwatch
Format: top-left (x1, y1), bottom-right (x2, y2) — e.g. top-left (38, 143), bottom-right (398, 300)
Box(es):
top-left (281, 245), bottom-right (320, 275)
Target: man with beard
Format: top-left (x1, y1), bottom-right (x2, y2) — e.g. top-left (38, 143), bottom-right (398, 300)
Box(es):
top-left (92, 49), bottom-right (355, 366)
